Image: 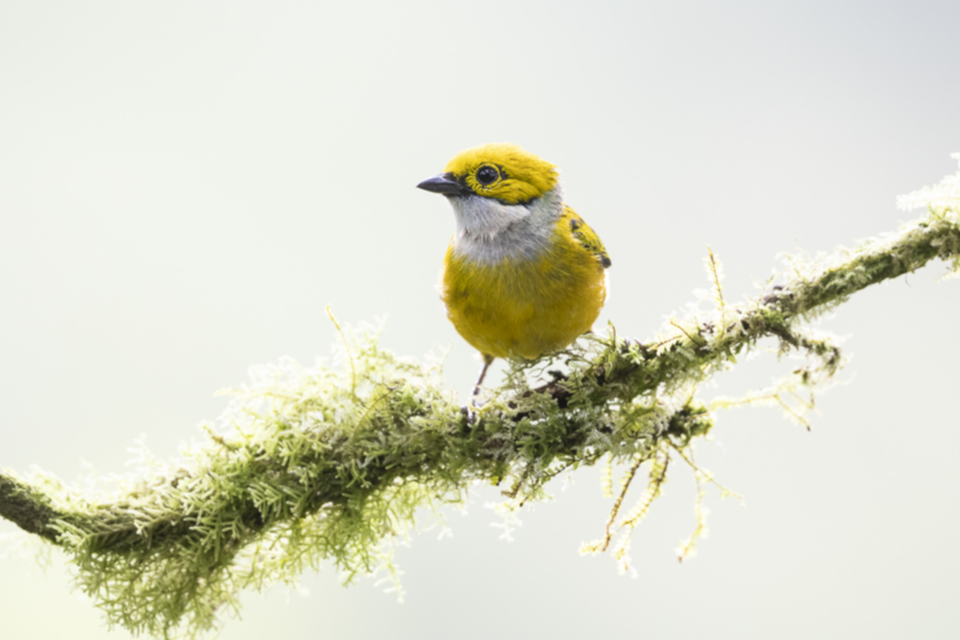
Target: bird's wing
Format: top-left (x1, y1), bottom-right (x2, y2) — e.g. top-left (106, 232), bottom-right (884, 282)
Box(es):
top-left (563, 205), bottom-right (611, 268)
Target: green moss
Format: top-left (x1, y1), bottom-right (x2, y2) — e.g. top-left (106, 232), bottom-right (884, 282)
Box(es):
top-left (0, 171), bottom-right (958, 638)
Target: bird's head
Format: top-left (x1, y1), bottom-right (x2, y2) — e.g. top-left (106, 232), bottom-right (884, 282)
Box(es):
top-left (417, 143), bottom-right (558, 205)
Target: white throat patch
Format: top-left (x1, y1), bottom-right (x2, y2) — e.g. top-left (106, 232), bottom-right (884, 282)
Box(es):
top-left (448, 187), bottom-right (564, 265)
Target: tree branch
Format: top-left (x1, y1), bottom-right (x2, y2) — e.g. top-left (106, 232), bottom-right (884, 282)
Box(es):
top-left (0, 471), bottom-right (61, 543)
top-left (2, 183), bottom-right (958, 637)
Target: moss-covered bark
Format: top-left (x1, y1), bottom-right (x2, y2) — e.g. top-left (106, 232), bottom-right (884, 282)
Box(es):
top-left (1, 172), bottom-right (958, 638)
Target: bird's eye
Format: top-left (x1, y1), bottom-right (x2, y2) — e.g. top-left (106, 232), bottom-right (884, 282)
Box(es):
top-left (475, 165), bottom-right (499, 186)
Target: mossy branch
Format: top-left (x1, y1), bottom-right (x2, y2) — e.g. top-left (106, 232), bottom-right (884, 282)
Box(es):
top-left (2, 159), bottom-right (959, 639)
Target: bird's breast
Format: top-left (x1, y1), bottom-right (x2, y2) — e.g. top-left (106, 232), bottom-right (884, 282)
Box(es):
top-left (440, 222), bottom-right (607, 360)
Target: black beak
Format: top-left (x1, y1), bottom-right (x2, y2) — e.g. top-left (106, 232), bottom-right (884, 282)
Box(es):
top-left (416, 172), bottom-right (471, 196)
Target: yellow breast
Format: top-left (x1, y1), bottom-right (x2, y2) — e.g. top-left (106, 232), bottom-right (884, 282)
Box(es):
top-left (440, 212), bottom-right (608, 360)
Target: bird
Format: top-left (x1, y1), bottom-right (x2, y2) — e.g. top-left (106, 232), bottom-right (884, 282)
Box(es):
top-left (416, 142), bottom-right (611, 398)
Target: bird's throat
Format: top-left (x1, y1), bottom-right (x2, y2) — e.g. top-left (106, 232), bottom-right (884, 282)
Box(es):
top-left (449, 188), bottom-right (564, 265)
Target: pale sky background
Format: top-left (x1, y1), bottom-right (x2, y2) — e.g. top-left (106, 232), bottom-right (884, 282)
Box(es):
top-left (2, 2), bottom-right (959, 639)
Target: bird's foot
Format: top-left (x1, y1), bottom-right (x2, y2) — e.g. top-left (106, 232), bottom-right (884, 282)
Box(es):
top-left (461, 398), bottom-right (488, 425)
top-left (460, 385), bottom-right (492, 425)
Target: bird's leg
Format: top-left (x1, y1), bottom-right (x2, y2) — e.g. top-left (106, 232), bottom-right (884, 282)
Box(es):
top-left (472, 353), bottom-right (495, 399)
top-left (462, 354), bottom-right (495, 424)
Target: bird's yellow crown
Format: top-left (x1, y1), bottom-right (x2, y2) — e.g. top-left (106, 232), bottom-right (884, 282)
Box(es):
top-left (443, 143), bottom-right (559, 204)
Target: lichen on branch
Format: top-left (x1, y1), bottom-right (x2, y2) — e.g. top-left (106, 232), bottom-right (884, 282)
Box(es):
top-left (1, 156), bottom-right (959, 639)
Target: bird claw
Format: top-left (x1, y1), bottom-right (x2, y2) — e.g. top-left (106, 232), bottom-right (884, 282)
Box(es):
top-left (461, 392), bottom-right (489, 426)
top-left (460, 403), bottom-right (485, 425)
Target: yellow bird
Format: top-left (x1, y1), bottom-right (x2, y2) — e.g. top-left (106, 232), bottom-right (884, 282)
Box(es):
top-left (417, 142), bottom-right (611, 394)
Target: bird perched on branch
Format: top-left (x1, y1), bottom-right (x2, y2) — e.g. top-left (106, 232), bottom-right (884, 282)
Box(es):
top-left (417, 143), bottom-right (611, 396)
